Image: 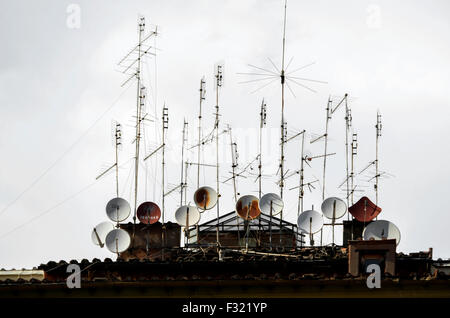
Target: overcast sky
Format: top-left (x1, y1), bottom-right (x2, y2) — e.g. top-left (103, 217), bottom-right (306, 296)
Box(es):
top-left (1, 0), bottom-right (449, 269)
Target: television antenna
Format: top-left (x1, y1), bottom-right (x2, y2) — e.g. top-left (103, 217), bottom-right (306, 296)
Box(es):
top-left (257, 99), bottom-right (267, 199)
top-left (117, 16), bottom-right (157, 229)
top-left (375, 111), bottom-right (382, 207)
top-left (214, 64), bottom-right (224, 253)
top-left (197, 77), bottom-right (206, 189)
top-left (237, 0), bottom-right (327, 225)
top-left (95, 122), bottom-right (122, 197)
top-left (180, 120), bottom-right (188, 206)
top-left (228, 126), bottom-right (239, 202)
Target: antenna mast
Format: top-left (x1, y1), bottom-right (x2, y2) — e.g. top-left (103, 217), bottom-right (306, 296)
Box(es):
top-left (114, 123), bottom-right (122, 197)
top-left (279, 0), bottom-right (288, 221)
top-left (297, 130), bottom-right (306, 216)
top-left (180, 120), bottom-right (188, 206)
top-left (132, 17), bottom-right (146, 225)
top-left (344, 98), bottom-right (352, 211)
top-left (214, 64), bottom-right (223, 252)
top-left (351, 133), bottom-right (358, 207)
top-left (228, 126), bottom-right (238, 202)
top-left (375, 111), bottom-right (382, 206)
top-left (258, 99), bottom-right (267, 199)
top-left (162, 104), bottom-right (169, 222)
top-left (197, 77), bottom-right (206, 189)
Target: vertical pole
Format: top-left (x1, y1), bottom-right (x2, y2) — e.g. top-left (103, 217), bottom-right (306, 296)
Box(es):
top-left (184, 161), bottom-right (189, 205)
top-left (215, 65), bottom-right (223, 253)
top-left (180, 120), bottom-right (187, 206)
top-left (344, 96), bottom-right (350, 213)
top-left (351, 133), bottom-right (357, 207)
top-left (279, 0), bottom-right (288, 213)
top-left (229, 126), bottom-right (238, 202)
top-left (375, 112), bottom-right (382, 207)
top-left (198, 77), bottom-right (205, 189)
top-left (133, 17), bottom-right (145, 226)
top-left (162, 104), bottom-right (168, 258)
top-left (320, 98), bottom-right (331, 246)
top-left (258, 99), bottom-right (266, 199)
top-left (115, 123), bottom-right (121, 198)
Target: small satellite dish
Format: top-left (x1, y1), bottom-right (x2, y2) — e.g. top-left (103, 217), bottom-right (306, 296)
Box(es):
top-left (194, 186), bottom-right (217, 211)
top-left (259, 193), bottom-right (283, 216)
top-left (363, 220), bottom-right (401, 245)
top-left (297, 210), bottom-right (323, 234)
top-left (236, 195), bottom-right (261, 220)
top-left (321, 197), bottom-right (347, 220)
top-left (91, 222), bottom-right (115, 248)
top-left (106, 197), bottom-right (131, 223)
top-left (175, 205), bottom-right (201, 227)
top-left (137, 201), bottom-right (161, 224)
top-left (105, 228), bottom-right (131, 254)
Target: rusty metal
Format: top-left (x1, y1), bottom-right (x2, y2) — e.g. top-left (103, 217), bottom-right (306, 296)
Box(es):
top-left (348, 196), bottom-right (381, 222)
top-left (137, 202), bottom-right (161, 224)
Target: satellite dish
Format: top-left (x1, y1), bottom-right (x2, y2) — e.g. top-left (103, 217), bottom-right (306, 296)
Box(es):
top-left (91, 222), bottom-right (115, 248)
top-left (259, 193), bottom-right (283, 216)
top-left (321, 197), bottom-right (347, 220)
top-left (106, 197), bottom-right (131, 223)
top-left (297, 210), bottom-right (323, 234)
top-left (175, 205), bottom-right (201, 227)
top-left (348, 196), bottom-right (381, 222)
top-left (363, 220), bottom-right (401, 245)
top-left (137, 201), bottom-right (161, 224)
top-left (194, 186), bottom-right (217, 211)
top-left (105, 228), bottom-right (131, 254)
top-left (236, 195), bottom-right (261, 220)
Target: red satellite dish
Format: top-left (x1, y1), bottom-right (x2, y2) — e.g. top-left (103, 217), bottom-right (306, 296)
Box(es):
top-left (137, 202), bottom-right (161, 224)
top-left (348, 196), bottom-right (382, 222)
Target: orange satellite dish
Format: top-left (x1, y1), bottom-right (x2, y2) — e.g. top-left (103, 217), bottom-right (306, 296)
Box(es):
top-left (236, 195), bottom-right (261, 220)
top-left (194, 186), bottom-right (217, 211)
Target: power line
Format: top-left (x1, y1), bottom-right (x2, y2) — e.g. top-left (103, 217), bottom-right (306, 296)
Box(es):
top-left (0, 180), bottom-right (99, 240)
top-left (0, 82), bottom-right (134, 218)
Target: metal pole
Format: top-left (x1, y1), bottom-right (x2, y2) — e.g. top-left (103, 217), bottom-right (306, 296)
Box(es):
top-left (133, 18), bottom-right (145, 225)
top-left (345, 96), bottom-right (350, 213)
top-left (197, 78), bottom-right (205, 189)
top-left (215, 65), bottom-right (223, 253)
top-left (180, 120), bottom-right (187, 206)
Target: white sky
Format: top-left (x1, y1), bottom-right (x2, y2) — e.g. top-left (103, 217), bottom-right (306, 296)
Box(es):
top-left (1, 0), bottom-right (449, 269)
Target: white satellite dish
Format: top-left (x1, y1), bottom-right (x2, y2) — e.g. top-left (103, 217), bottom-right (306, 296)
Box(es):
top-left (106, 197), bottom-right (131, 223)
top-left (297, 210), bottom-right (324, 234)
top-left (193, 186), bottom-right (217, 211)
top-left (259, 193), bottom-right (283, 216)
top-left (91, 222), bottom-right (115, 248)
top-left (321, 197), bottom-right (347, 220)
top-left (363, 220), bottom-right (401, 245)
top-left (105, 228), bottom-right (131, 254)
top-left (175, 205), bottom-right (201, 227)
